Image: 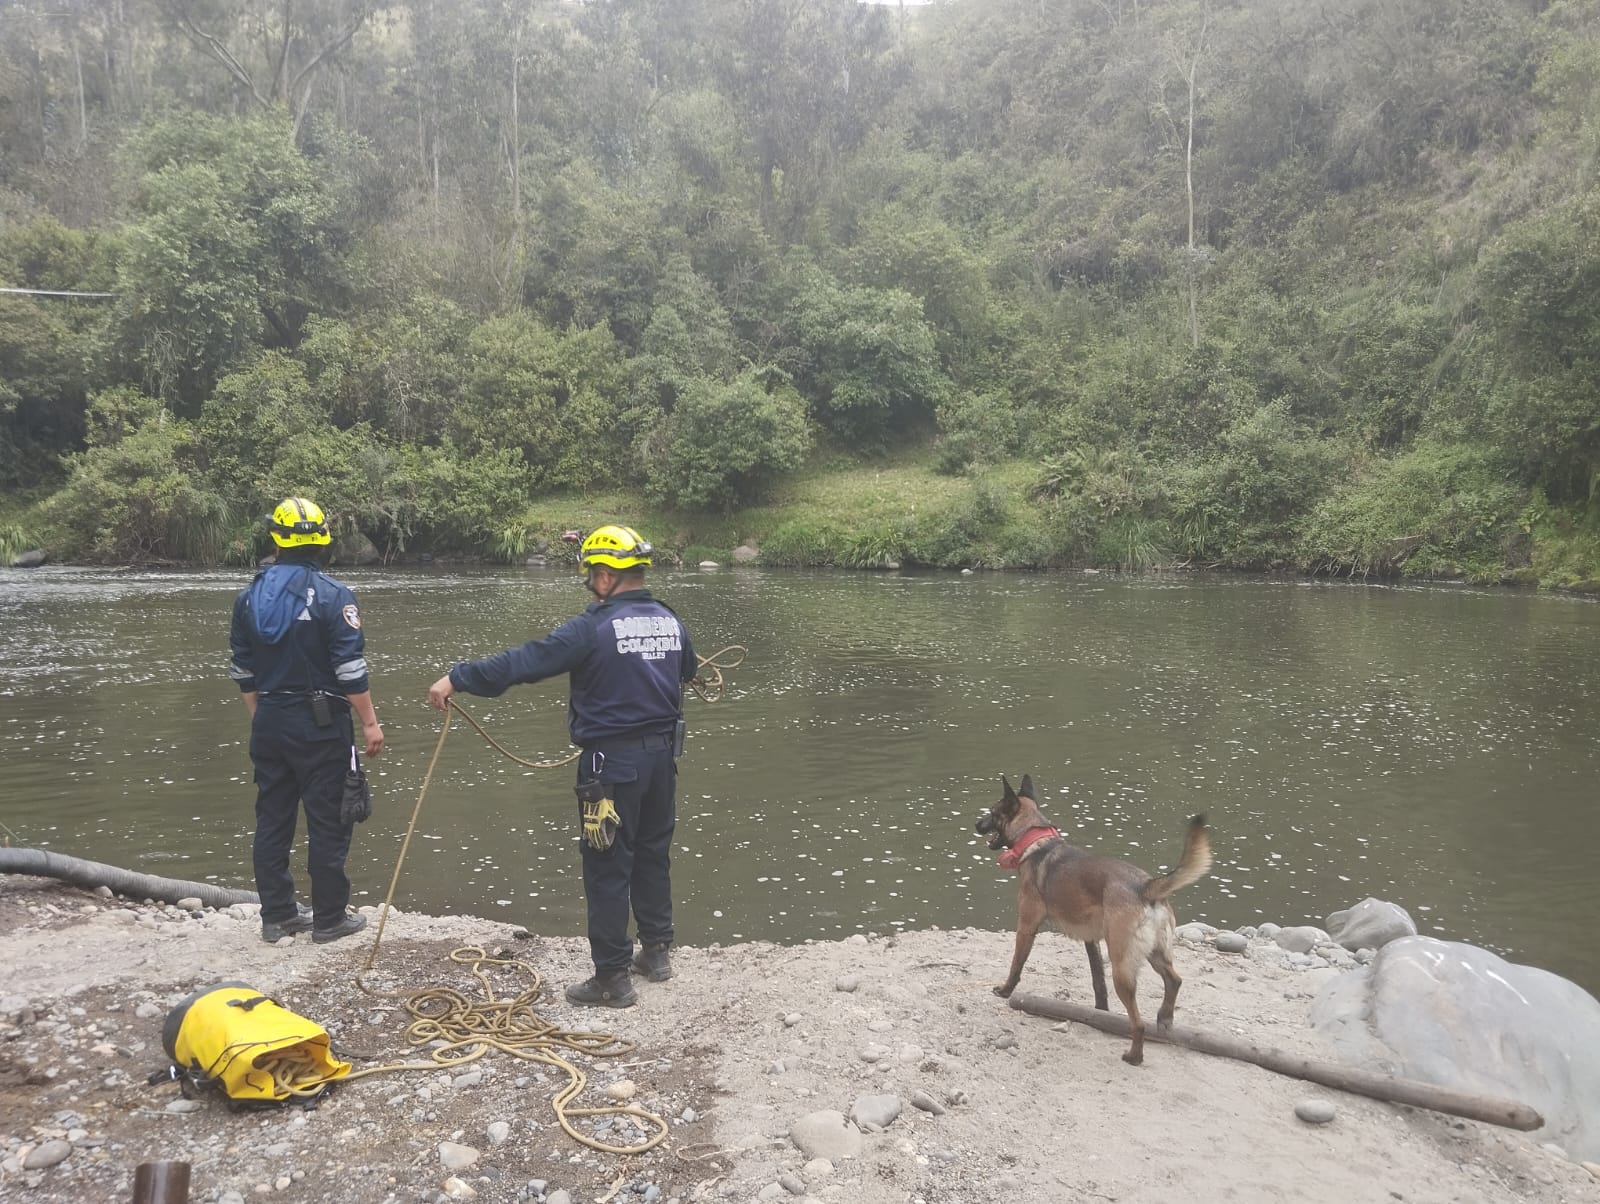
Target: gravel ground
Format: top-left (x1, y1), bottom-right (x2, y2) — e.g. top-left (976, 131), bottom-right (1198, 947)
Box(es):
top-left (2, 875), bottom-right (1598, 1204)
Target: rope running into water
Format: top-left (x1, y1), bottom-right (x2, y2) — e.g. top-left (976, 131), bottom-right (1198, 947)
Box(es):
top-left (444, 645), bottom-right (747, 769)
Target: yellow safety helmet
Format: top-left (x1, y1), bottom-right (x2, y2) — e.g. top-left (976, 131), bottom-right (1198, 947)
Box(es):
top-left (578, 524), bottom-right (652, 571)
top-left (267, 497), bottom-right (332, 548)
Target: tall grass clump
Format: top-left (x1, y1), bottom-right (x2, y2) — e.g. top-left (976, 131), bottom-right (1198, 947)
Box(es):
top-left (0, 524), bottom-right (29, 564)
top-left (761, 520), bottom-right (845, 566)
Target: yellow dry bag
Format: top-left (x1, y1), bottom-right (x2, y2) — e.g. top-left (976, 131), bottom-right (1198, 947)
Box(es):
top-left (161, 981), bottom-right (350, 1102)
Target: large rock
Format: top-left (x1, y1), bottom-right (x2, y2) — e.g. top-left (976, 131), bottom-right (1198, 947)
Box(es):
top-left (849, 1094), bottom-right (902, 1132)
top-left (1325, 898), bottom-right (1416, 951)
top-left (9, 549), bottom-right (47, 568)
top-left (1273, 925), bottom-right (1328, 954)
top-left (332, 530), bottom-right (382, 566)
top-left (1312, 936), bottom-right (1600, 1159)
top-left (789, 1110), bottom-right (863, 1160)
top-left (731, 544), bottom-right (759, 565)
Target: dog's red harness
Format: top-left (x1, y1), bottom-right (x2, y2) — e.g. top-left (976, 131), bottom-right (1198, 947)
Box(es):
top-left (997, 825), bottom-right (1061, 870)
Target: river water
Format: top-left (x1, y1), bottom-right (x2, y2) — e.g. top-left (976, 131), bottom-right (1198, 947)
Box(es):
top-left (1, 565), bottom-right (1595, 995)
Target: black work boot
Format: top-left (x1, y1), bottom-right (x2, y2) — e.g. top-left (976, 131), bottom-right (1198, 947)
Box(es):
top-left (631, 943), bottom-right (674, 982)
top-left (261, 903), bottom-right (313, 943)
top-left (564, 970), bottom-right (638, 1008)
top-left (312, 912), bottom-right (368, 944)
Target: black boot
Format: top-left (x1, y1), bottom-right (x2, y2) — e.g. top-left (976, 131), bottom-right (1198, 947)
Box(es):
top-left (631, 943), bottom-right (674, 982)
top-left (564, 970), bottom-right (637, 1008)
top-left (312, 912), bottom-right (368, 944)
top-left (261, 903), bottom-right (313, 944)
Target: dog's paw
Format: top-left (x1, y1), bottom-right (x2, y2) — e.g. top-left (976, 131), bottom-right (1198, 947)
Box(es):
top-left (1122, 1049), bottom-right (1144, 1066)
top-left (992, 984), bottom-right (1014, 999)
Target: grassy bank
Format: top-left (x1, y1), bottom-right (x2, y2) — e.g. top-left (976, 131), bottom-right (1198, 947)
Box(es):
top-left (508, 447), bottom-right (1055, 572)
top-left (8, 440), bottom-right (1600, 592)
top-left (502, 444), bottom-right (1600, 589)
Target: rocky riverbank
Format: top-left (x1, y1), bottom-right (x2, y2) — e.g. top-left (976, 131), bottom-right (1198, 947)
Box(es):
top-left (2, 874), bottom-right (1598, 1204)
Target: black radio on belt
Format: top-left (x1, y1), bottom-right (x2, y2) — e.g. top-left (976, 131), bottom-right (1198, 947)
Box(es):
top-left (673, 717), bottom-right (686, 758)
top-left (309, 691), bottom-right (335, 727)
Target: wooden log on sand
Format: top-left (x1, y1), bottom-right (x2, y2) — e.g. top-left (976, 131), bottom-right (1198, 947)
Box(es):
top-left (1008, 993), bottom-right (1544, 1132)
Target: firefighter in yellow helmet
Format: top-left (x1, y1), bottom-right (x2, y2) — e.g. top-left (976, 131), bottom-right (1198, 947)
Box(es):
top-left (229, 498), bottom-right (384, 945)
top-left (427, 524), bottom-right (696, 1007)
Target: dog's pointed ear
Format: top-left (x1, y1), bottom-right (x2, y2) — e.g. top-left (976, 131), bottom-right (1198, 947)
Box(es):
top-left (1019, 774), bottom-right (1035, 800)
top-left (1001, 775), bottom-right (1016, 801)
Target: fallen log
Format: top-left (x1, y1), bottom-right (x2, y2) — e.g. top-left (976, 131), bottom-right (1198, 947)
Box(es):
top-left (1008, 992), bottom-right (1543, 1132)
top-left (0, 847), bottom-right (258, 909)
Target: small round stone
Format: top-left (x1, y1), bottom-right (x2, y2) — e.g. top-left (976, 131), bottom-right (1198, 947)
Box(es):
top-left (1294, 1098), bottom-right (1337, 1125)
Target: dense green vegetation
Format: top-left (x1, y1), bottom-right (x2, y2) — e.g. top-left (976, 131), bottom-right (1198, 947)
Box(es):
top-left (3, 0), bottom-right (1599, 586)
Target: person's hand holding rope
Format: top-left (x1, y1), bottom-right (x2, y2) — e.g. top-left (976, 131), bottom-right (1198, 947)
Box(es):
top-left (333, 643), bottom-right (746, 1153)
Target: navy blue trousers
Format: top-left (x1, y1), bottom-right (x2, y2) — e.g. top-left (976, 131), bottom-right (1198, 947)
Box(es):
top-left (250, 702), bottom-right (354, 928)
top-left (576, 733), bottom-right (677, 973)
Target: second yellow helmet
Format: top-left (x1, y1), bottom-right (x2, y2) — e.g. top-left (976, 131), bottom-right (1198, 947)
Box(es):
top-left (578, 524), bottom-right (652, 571)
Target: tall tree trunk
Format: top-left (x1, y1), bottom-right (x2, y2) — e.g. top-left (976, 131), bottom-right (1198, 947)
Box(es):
top-left (73, 32), bottom-right (88, 148)
top-left (1181, 12), bottom-right (1209, 350)
top-left (1185, 51), bottom-right (1199, 350)
top-left (507, 25), bottom-right (521, 303)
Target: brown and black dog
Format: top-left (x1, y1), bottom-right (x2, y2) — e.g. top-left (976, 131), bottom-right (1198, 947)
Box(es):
top-left (976, 774), bottom-right (1213, 1065)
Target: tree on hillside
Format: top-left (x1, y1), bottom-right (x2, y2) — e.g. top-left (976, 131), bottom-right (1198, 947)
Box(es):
top-left (157, 0), bottom-right (369, 136)
top-left (111, 112), bottom-right (350, 409)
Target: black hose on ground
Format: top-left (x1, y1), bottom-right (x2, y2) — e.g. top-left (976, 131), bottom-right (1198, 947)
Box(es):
top-left (0, 847), bottom-right (259, 908)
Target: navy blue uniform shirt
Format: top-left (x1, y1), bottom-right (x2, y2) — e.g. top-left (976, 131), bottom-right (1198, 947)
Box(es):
top-left (448, 588), bottom-right (695, 745)
top-left (230, 562), bottom-right (371, 704)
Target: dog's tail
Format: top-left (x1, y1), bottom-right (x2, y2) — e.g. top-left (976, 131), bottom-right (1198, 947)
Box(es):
top-left (1142, 814), bottom-right (1212, 903)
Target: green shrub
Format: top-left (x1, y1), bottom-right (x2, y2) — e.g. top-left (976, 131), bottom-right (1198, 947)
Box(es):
top-left (1299, 442), bottom-right (1524, 581)
top-left (934, 390), bottom-right (1020, 476)
top-left (1168, 401), bottom-right (1343, 568)
top-left (45, 411), bottom-right (233, 563)
top-left (644, 372), bottom-right (811, 512)
top-left (1523, 490), bottom-right (1600, 587)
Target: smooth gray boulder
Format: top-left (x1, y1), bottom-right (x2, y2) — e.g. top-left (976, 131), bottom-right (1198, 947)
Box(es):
top-left (732, 544), bottom-right (759, 564)
top-left (1213, 931), bottom-right (1249, 954)
top-left (9, 549), bottom-right (47, 568)
top-left (1312, 936), bottom-right (1600, 1160)
top-left (332, 530), bottom-right (382, 565)
top-left (849, 1094), bottom-right (902, 1132)
top-left (1273, 925), bottom-right (1328, 954)
top-left (789, 1110), bottom-right (863, 1160)
top-left (1326, 898), bottom-right (1417, 951)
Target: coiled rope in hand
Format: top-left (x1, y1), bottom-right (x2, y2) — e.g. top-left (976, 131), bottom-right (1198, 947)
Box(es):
top-left (685, 644), bottom-right (747, 703)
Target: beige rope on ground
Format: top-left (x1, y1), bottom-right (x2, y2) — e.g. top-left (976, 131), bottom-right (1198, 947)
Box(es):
top-left (324, 704), bottom-right (664, 1152)
top-left (303, 645), bottom-right (748, 1152)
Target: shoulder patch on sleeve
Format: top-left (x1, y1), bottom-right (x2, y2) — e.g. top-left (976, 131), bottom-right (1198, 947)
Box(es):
top-left (342, 604), bottom-right (362, 629)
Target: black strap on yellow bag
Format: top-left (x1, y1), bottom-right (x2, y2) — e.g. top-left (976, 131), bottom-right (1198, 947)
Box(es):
top-left (161, 982), bottom-right (350, 1103)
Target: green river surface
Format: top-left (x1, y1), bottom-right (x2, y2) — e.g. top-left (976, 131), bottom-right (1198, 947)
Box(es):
top-left (1, 565), bottom-right (1595, 996)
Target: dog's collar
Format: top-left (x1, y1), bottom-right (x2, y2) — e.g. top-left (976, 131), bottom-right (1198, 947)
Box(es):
top-left (997, 825), bottom-right (1061, 870)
